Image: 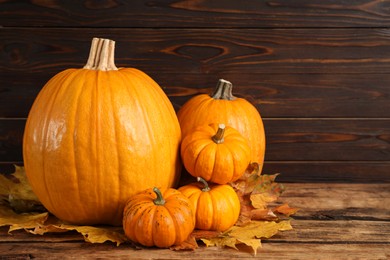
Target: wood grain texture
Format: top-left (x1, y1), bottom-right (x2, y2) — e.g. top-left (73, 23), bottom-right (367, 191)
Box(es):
top-left (1, 1), bottom-right (389, 183)
top-left (1, 0), bottom-right (390, 28)
top-left (1, 28), bottom-right (390, 118)
top-left (0, 183), bottom-right (388, 259)
top-left (2, 118), bottom-right (389, 182)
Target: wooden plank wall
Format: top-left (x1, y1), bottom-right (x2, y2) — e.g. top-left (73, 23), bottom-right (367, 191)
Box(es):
top-left (1, 0), bottom-right (389, 183)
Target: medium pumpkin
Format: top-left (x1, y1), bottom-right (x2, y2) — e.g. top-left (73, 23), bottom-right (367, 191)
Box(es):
top-left (23, 38), bottom-right (182, 226)
top-left (177, 79), bottom-right (265, 173)
top-left (123, 187), bottom-right (195, 248)
top-left (181, 123), bottom-right (251, 184)
top-left (178, 177), bottom-right (240, 231)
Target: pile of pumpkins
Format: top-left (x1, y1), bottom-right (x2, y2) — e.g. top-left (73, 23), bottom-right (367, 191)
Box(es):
top-left (23, 38), bottom-right (265, 248)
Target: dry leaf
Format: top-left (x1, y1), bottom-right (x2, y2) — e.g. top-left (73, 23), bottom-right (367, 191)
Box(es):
top-left (53, 224), bottom-right (128, 246)
top-left (250, 193), bottom-right (278, 209)
top-left (202, 220), bottom-right (292, 255)
top-left (274, 203), bottom-right (299, 217)
top-left (0, 204), bottom-right (48, 232)
top-left (230, 162), bottom-right (290, 226)
top-left (0, 165), bottom-right (44, 212)
top-left (170, 234), bottom-right (198, 251)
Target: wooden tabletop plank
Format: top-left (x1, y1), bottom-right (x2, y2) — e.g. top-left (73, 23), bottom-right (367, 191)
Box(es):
top-left (0, 183), bottom-right (388, 258)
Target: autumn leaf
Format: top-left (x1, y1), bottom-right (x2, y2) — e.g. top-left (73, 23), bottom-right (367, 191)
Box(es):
top-left (0, 167), bottom-right (128, 246)
top-left (0, 204), bottom-right (49, 232)
top-left (0, 165), bottom-right (45, 212)
top-left (230, 162), bottom-right (292, 225)
top-left (170, 233), bottom-right (198, 251)
top-left (201, 220), bottom-right (292, 255)
top-left (274, 203), bottom-right (299, 217)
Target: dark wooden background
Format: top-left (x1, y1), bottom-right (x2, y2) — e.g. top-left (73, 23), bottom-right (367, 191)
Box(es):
top-left (1, 0), bottom-right (389, 183)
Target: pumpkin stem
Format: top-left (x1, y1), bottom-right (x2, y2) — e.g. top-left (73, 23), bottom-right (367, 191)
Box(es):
top-left (83, 37), bottom-right (118, 71)
top-left (211, 79), bottom-right (237, 100)
top-left (197, 177), bottom-right (211, 192)
top-left (212, 124), bottom-right (225, 144)
top-left (153, 187), bottom-right (166, 205)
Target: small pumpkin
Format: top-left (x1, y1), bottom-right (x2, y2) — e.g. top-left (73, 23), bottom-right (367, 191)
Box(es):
top-left (177, 79), bottom-right (265, 173)
top-left (181, 123), bottom-right (251, 184)
top-left (178, 177), bottom-right (240, 231)
top-left (123, 187), bottom-right (195, 248)
top-left (23, 38), bottom-right (181, 226)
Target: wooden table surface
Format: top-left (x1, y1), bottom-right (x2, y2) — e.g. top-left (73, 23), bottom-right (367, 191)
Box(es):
top-left (0, 183), bottom-right (389, 259)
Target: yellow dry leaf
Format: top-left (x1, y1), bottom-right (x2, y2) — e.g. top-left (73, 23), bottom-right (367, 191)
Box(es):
top-left (202, 236), bottom-right (238, 250)
top-left (201, 220), bottom-right (292, 255)
top-left (0, 204), bottom-right (48, 232)
top-left (54, 224), bottom-right (128, 246)
top-left (228, 220), bottom-right (293, 239)
top-left (250, 193), bottom-right (278, 209)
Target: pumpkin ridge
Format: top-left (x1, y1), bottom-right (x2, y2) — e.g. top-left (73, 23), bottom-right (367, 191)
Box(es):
top-left (42, 69), bottom-right (82, 217)
top-left (164, 199), bottom-right (186, 245)
top-left (214, 144), bottom-right (235, 183)
top-left (222, 136), bottom-right (245, 181)
top-left (209, 187), bottom-right (232, 230)
top-left (198, 189), bottom-right (213, 230)
top-left (196, 142), bottom-right (217, 181)
top-left (106, 71), bottom-right (122, 222)
top-left (138, 206), bottom-right (156, 246)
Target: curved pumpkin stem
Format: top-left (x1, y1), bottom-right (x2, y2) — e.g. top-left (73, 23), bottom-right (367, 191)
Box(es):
top-left (212, 124), bottom-right (226, 144)
top-left (197, 177), bottom-right (211, 192)
top-left (211, 79), bottom-right (236, 101)
top-left (83, 37), bottom-right (118, 71)
top-left (153, 187), bottom-right (166, 205)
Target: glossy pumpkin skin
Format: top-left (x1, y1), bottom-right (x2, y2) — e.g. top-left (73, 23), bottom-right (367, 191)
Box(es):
top-left (181, 123), bottom-right (251, 184)
top-left (177, 79), bottom-right (265, 173)
top-left (23, 38), bottom-right (181, 226)
top-left (178, 179), bottom-right (240, 231)
top-left (123, 187), bottom-right (195, 248)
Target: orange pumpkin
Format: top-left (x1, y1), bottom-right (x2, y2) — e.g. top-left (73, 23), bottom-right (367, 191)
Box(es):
top-left (177, 79), bottom-right (265, 173)
top-left (123, 187), bottom-right (195, 248)
top-left (178, 177), bottom-right (240, 231)
top-left (181, 123), bottom-right (251, 184)
top-left (23, 38), bottom-right (181, 226)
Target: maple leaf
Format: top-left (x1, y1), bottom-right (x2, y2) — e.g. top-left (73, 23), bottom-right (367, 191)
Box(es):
top-left (0, 204), bottom-right (49, 232)
top-left (201, 220), bottom-right (292, 255)
top-left (230, 162), bottom-right (290, 225)
top-left (0, 167), bottom-right (127, 246)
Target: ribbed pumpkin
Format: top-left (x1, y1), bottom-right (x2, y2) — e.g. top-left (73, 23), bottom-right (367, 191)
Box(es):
top-left (181, 123), bottom-right (251, 184)
top-left (123, 187), bottom-right (195, 248)
top-left (178, 177), bottom-right (240, 231)
top-left (23, 38), bottom-right (181, 226)
top-left (177, 79), bottom-right (265, 173)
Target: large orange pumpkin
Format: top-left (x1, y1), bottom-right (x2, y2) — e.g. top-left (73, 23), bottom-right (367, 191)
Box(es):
top-left (23, 38), bottom-right (181, 226)
top-left (177, 79), bottom-right (265, 173)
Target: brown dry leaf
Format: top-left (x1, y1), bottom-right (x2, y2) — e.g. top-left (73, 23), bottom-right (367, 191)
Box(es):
top-left (250, 208), bottom-right (278, 221)
top-left (274, 203), bottom-right (299, 217)
top-left (202, 220), bottom-right (292, 255)
top-left (230, 163), bottom-right (291, 226)
top-left (170, 234), bottom-right (198, 251)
